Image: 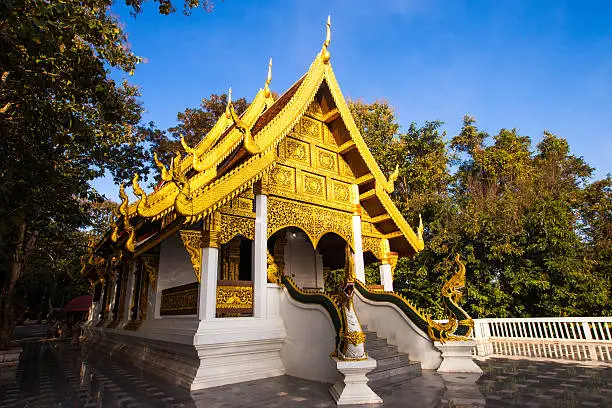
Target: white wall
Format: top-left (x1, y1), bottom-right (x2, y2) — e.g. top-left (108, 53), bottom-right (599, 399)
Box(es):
top-left (158, 232), bottom-right (198, 291)
top-left (354, 291), bottom-right (443, 370)
top-left (279, 287), bottom-right (341, 384)
top-left (284, 230), bottom-right (319, 289)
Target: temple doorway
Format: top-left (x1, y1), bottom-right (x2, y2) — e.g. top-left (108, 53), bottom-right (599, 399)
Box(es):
top-left (267, 228), bottom-right (348, 293)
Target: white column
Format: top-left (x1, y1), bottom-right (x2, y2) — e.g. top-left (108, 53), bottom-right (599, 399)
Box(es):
top-left (351, 184), bottom-right (365, 283)
top-left (97, 284), bottom-right (106, 321)
top-left (379, 263), bottom-right (393, 291)
top-left (108, 275), bottom-right (119, 319)
top-left (121, 266), bottom-right (136, 324)
top-left (198, 247), bottom-right (219, 320)
top-left (253, 193), bottom-right (268, 318)
top-left (315, 252), bottom-right (324, 290)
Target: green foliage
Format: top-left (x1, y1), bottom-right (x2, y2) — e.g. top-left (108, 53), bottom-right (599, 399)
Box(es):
top-left (350, 100), bottom-right (612, 318)
top-left (0, 0), bottom-right (160, 348)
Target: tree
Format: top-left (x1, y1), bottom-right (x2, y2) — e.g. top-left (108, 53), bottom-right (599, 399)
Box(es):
top-left (351, 102), bottom-right (611, 318)
top-left (0, 0), bottom-right (154, 349)
top-left (349, 100), bottom-right (454, 317)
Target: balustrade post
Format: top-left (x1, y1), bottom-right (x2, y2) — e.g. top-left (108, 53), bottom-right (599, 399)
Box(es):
top-left (582, 321), bottom-right (592, 340)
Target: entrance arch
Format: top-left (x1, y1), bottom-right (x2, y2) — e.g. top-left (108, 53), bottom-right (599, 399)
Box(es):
top-left (267, 229), bottom-right (351, 293)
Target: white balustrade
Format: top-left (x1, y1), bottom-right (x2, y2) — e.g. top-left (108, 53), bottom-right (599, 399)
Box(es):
top-left (468, 317), bottom-right (612, 362)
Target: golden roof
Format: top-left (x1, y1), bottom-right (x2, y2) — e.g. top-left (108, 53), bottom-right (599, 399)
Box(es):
top-left (113, 18), bottom-right (424, 257)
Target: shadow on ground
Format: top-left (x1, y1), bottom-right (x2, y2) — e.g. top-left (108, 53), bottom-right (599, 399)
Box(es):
top-left (1, 324), bottom-right (610, 407)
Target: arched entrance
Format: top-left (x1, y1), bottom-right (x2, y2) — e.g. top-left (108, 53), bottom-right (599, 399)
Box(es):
top-left (267, 228), bottom-right (350, 293)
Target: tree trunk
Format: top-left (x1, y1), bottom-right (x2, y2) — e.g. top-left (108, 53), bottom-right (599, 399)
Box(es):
top-left (0, 219), bottom-right (38, 350)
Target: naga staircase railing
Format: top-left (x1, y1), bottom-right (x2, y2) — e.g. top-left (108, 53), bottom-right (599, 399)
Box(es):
top-left (354, 280), bottom-right (432, 336)
top-left (280, 275), bottom-right (344, 347)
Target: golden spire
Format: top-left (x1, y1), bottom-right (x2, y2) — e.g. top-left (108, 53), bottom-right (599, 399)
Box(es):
top-left (224, 87), bottom-right (232, 118)
top-left (321, 15), bottom-right (331, 64)
top-left (264, 58), bottom-right (273, 98)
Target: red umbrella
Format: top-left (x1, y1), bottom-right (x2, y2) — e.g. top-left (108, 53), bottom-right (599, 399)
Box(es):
top-left (59, 295), bottom-right (92, 312)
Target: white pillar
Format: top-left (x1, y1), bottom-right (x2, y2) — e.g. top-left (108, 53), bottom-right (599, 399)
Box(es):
top-left (121, 266), bottom-right (136, 324)
top-left (253, 193), bottom-right (268, 318)
top-left (379, 263), bottom-right (393, 291)
top-left (97, 284), bottom-right (106, 321)
top-left (351, 185), bottom-right (365, 283)
top-left (108, 275), bottom-right (119, 320)
top-left (198, 247), bottom-right (219, 320)
top-left (315, 252), bottom-right (324, 290)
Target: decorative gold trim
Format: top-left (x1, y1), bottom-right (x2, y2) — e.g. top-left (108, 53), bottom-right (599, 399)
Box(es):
top-left (362, 236), bottom-right (383, 260)
top-left (340, 330), bottom-right (366, 346)
top-left (216, 281), bottom-right (253, 313)
top-left (141, 253), bottom-right (159, 292)
top-left (179, 230), bottom-right (203, 282)
top-left (218, 214), bottom-right (255, 245)
top-left (267, 196), bottom-right (353, 248)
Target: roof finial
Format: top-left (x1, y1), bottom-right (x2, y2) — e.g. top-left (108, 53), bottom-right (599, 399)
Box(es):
top-left (321, 15), bottom-right (331, 64)
top-left (264, 58), bottom-right (273, 98)
top-left (225, 87), bottom-right (232, 118)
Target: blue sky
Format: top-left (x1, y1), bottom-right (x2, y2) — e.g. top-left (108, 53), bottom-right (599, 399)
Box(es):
top-left (94, 0), bottom-right (612, 199)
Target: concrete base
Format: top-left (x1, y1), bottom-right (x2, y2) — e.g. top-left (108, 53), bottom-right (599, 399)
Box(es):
top-left (435, 340), bottom-right (483, 374)
top-left (82, 317), bottom-right (287, 391)
top-left (329, 357), bottom-right (382, 405)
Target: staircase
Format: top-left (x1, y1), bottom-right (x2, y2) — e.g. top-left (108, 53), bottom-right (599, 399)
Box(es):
top-left (363, 326), bottom-right (422, 381)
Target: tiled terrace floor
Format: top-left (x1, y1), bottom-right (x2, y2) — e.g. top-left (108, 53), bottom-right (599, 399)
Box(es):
top-left (0, 324), bottom-right (610, 407)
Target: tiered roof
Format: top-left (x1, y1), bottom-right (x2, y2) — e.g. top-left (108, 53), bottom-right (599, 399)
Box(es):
top-left (105, 18), bottom-right (424, 258)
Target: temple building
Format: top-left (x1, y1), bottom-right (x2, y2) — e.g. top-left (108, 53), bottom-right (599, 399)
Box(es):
top-left (81, 19), bottom-right (477, 393)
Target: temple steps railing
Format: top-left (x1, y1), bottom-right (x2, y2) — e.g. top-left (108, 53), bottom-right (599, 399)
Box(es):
top-left (280, 275), bottom-right (344, 347)
top-left (469, 317), bottom-right (612, 362)
top-left (472, 317), bottom-right (612, 342)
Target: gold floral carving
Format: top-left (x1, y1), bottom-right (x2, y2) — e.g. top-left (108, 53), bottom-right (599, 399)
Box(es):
top-left (267, 250), bottom-right (279, 283)
top-left (218, 214), bottom-right (255, 245)
top-left (179, 230), bottom-right (203, 282)
top-left (338, 156), bottom-right (354, 178)
top-left (267, 196), bottom-right (353, 248)
top-left (362, 236), bottom-right (383, 260)
top-left (318, 150), bottom-right (335, 171)
top-left (141, 254), bottom-right (160, 291)
top-left (341, 330), bottom-right (366, 346)
top-left (303, 174), bottom-right (325, 197)
top-left (160, 284), bottom-right (198, 316)
top-left (269, 165), bottom-right (295, 191)
top-left (216, 285), bottom-right (253, 311)
top-left (332, 181), bottom-right (350, 202)
top-left (306, 101), bottom-right (323, 118)
top-left (300, 116), bottom-right (322, 141)
top-left (286, 139), bottom-right (309, 163)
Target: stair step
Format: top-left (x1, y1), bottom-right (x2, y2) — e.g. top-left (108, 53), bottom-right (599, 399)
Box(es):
top-left (364, 331), bottom-right (378, 341)
top-left (365, 338), bottom-right (389, 350)
top-left (369, 350), bottom-right (409, 366)
top-left (366, 344), bottom-right (399, 357)
top-left (367, 360), bottom-right (421, 381)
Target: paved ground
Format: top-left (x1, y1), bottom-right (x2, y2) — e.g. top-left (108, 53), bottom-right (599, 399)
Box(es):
top-left (1, 324), bottom-right (611, 407)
